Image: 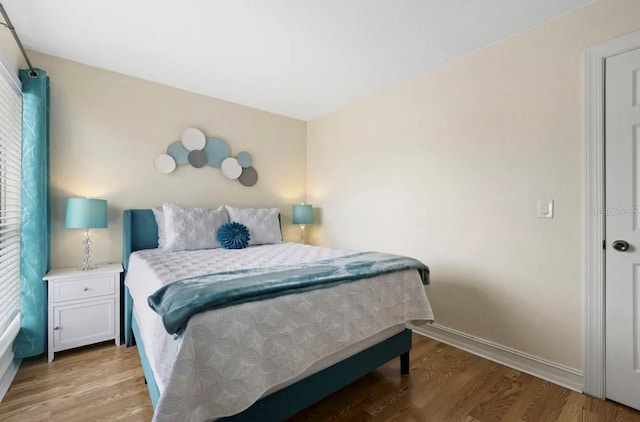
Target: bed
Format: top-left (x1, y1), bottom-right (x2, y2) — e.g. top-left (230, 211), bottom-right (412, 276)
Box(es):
top-left (123, 208), bottom-right (433, 421)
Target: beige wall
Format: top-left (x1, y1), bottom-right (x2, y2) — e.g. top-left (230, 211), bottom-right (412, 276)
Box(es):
top-left (307, 0), bottom-right (640, 370)
top-left (0, 30), bottom-right (25, 79)
top-left (29, 52), bottom-right (307, 269)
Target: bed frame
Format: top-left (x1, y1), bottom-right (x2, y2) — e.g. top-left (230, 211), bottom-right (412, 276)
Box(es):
top-left (123, 209), bottom-right (412, 421)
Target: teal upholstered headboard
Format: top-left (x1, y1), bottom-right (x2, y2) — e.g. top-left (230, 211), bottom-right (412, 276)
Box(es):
top-left (123, 209), bottom-right (158, 272)
top-left (123, 209), bottom-right (158, 346)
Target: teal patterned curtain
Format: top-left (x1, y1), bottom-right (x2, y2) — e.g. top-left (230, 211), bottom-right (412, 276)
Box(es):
top-left (14, 69), bottom-right (50, 358)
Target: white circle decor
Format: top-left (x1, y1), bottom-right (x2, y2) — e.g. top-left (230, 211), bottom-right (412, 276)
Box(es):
top-left (221, 157), bottom-right (242, 179)
top-left (181, 128), bottom-right (206, 151)
top-left (154, 154), bottom-right (176, 174)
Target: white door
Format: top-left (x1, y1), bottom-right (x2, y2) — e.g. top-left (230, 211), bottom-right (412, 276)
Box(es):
top-left (605, 46), bottom-right (640, 410)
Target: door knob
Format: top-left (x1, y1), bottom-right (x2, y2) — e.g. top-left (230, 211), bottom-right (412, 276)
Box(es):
top-left (613, 240), bottom-right (630, 252)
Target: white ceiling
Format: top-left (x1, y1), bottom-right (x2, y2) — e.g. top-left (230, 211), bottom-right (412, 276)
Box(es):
top-left (3, 0), bottom-right (594, 120)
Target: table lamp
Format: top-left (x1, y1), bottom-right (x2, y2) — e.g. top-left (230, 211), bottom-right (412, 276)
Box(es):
top-left (292, 203), bottom-right (313, 244)
top-left (65, 197), bottom-right (108, 270)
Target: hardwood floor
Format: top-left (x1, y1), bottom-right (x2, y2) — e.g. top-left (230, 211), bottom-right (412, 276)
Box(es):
top-left (1, 333), bottom-right (638, 421)
top-left (0, 342), bottom-right (153, 421)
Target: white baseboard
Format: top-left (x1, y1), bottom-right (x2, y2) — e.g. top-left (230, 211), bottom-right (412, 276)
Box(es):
top-left (410, 323), bottom-right (584, 392)
top-left (0, 316), bottom-right (21, 402)
top-left (0, 356), bottom-right (20, 403)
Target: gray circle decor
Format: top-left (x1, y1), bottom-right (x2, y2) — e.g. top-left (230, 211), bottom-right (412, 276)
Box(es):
top-left (188, 150), bottom-right (207, 168)
top-left (167, 141), bottom-right (189, 165)
top-left (237, 151), bottom-right (253, 168)
top-left (154, 154), bottom-right (176, 174)
top-left (181, 128), bottom-right (206, 151)
top-left (204, 138), bottom-right (231, 168)
top-left (238, 166), bottom-right (258, 187)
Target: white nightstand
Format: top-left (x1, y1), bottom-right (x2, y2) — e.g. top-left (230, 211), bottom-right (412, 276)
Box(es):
top-left (44, 263), bottom-right (123, 363)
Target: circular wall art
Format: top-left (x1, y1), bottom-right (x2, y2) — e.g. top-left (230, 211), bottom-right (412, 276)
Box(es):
top-left (221, 157), bottom-right (242, 179)
top-left (154, 154), bottom-right (176, 174)
top-left (181, 128), bottom-right (206, 151)
top-left (238, 166), bottom-right (258, 187)
top-left (203, 138), bottom-right (231, 168)
top-left (237, 151), bottom-right (253, 168)
top-left (155, 128), bottom-right (258, 187)
top-left (167, 141), bottom-right (189, 165)
top-left (188, 150), bottom-right (207, 168)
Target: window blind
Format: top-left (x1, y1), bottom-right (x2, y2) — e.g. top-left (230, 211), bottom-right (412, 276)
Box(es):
top-left (0, 62), bottom-right (21, 346)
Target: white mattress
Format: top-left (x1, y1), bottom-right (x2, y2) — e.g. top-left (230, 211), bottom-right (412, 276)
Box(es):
top-left (125, 243), bottom-right (433, 422)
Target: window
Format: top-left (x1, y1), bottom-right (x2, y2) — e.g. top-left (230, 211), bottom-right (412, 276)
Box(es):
top-left (0, 60), bottom-right (21, 351)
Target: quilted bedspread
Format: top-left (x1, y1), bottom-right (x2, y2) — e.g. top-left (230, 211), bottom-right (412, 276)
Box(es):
top-left (148, 251), bottom-right (430, 335)
top-left (125, 243), bottom-right (433, 422)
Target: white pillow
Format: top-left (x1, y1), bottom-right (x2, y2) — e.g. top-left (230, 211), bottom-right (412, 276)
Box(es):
top-left (224, 206), bottom-right (282, 246)
top-left (162, 203), bottom-right (228, 252)
top-left (151, 207), bottom-right (166, 249)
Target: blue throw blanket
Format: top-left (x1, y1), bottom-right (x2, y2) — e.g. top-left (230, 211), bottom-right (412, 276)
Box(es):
top-left (148, 251), bottom-right (430, 335)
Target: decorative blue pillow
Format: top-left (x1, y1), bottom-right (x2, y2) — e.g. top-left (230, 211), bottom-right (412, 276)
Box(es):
top-left (217, 222), bottom-right (251, 249)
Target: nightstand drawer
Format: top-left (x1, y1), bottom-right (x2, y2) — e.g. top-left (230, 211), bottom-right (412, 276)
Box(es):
top-left (52, 276), bottom-right (116, 303)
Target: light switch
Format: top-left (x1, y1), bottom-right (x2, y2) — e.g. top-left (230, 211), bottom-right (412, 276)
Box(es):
top-left (537, 199), bottom-right (554, 218)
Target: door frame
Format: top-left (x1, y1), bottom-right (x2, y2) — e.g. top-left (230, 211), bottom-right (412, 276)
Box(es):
top-left (584, 30), bottom-right (640, 399)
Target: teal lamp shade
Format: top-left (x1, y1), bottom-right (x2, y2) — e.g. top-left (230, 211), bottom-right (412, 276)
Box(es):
top-left (65, 198), bottom-right (108, 229)
top-left (292, 204), bottom-right (313, 225)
